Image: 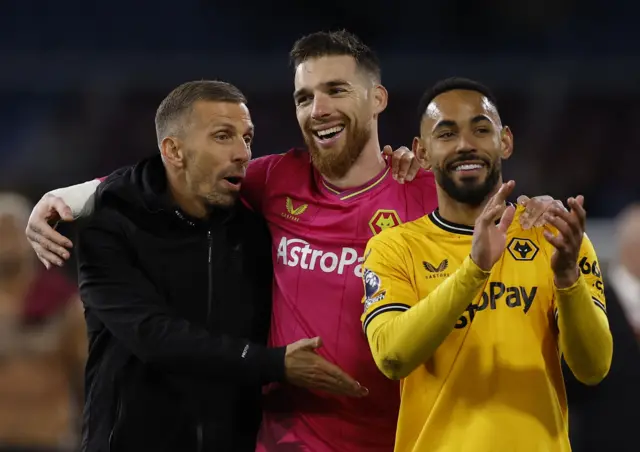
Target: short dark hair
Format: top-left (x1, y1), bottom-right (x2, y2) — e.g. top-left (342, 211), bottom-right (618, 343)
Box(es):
top-left (155, 80), bottom-right (247, 145)
top-left (289, 30), bottom-right (381, 82)
top-left (417, 77), bottom-right (498, 119)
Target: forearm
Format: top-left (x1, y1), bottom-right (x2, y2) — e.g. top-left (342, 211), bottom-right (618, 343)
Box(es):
top-left (557, 275), bottom-right (612, 385)
top-left (48, 179), bottom-right (101, 219)
top-left (368, 256), bottom-right (490, 379)
top-left (85, 292), bottom-right (286, 385)
top-left (137, 320), bottom-right (286, 385)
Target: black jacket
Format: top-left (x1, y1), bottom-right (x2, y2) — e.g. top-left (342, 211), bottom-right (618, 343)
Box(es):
top-left (563, 284), bottom-right (640, 452)
top-left (76, 155), bottom-right (285, 452)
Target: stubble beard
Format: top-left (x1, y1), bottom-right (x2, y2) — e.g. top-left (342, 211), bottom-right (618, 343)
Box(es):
top-left (433, 158), bottom-right (502, 207)
top-left (305, 120), bottom-right (371, 181)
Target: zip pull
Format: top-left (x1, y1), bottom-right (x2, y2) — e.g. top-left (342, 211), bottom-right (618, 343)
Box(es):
top-left (207, 230), bottom-right (212, 264)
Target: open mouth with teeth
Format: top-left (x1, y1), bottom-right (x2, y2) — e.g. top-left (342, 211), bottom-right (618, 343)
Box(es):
top-left (313, 125), bottom-right (345, 142)
top-left (449, 161), bottom-right (487, 173)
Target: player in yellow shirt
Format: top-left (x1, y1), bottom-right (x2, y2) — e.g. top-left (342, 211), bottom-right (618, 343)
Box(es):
top-left (361, 77), bottom-right (612, 452)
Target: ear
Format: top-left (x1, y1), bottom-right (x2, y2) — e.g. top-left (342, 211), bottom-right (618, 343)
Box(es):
top-left (372, 84), bottom-right (388, 117)
top-left (160, 136), bottom-right (186, 169)
top-left (412, 136), bottom-right (431, 170)
top-left (500, 126), bottom-right (514, 160)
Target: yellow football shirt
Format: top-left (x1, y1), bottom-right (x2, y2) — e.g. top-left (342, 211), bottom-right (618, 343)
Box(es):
top-left (361, 205), bottom-right (606, 452)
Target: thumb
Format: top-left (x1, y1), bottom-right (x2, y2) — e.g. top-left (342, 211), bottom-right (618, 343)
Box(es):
top-left (308, 336), bottom-right (323, 349)
top-left (59, 206), bottom-right (74, 222)
top-left (516, 195), bottom-right (530, 206)
top-left (52, 198), bottom-right (74, 221)
top-left (497, 205), bottom-right (516, 234)
top-left (382, 145), bottom-right (393, 157)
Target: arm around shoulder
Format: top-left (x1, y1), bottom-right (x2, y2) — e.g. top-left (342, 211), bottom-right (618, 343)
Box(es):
top-left (49, 179), bottom-right (102, 219)
top-left (76, 211), bottom-right (285, 385)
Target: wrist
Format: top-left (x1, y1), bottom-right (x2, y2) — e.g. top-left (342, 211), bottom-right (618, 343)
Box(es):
top-left (469, 253), bottom-right (491, 272)
top-left (554, 266), bottom-right (580, 289)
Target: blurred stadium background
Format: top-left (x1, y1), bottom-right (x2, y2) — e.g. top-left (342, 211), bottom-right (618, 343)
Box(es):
top-left (0, 1), bottom-right (638, 450)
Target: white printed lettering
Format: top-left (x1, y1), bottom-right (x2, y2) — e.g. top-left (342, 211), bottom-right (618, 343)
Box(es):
top-left (276, 237), bottom-right (363, 277)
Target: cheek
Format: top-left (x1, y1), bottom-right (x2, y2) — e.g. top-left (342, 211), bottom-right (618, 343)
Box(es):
top-left (188, 152), bottom-right (216, 181)
top-left (296, 109), bottom-right (308, 129)
top-left (429, 145), bottom-right (452, 166)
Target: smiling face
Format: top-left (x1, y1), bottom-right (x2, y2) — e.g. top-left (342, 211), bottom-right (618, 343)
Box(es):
top-left (293, 55), bottom-right (385, 180)
top-left (414, 89), bottom-right (513, 206)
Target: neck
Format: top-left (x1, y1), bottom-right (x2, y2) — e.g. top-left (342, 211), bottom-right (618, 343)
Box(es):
top-left (436, 180), bottom-right (503, 226)
top-left (322, 129), bottom-right (385, 189)
top-left (165, 169), bottom-right (208, 219)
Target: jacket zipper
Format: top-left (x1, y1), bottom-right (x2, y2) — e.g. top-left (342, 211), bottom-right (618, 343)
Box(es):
top-left (108, 394), bottom-right (123, 452)
top-left (195, 230), bottom-right (214, 452)
top-left (207, 229), bottom-right (213, 325)
top-left (196, 423), bottom-right (204, 452)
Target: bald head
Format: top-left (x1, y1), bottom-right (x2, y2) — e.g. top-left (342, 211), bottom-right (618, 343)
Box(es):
top-left (616, 204), bottom-right (640, 278)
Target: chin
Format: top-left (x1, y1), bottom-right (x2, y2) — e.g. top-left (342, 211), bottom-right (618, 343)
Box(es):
top-left (205, 192), bottom-right (238, 210)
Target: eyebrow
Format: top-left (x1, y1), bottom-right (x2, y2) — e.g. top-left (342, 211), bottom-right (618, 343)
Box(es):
top-left (293, 79), bottom-right (351, 100)
top-left (433, 114), bottom-right (492, 130)
top-left (211, 122), bottom-right (254, 135)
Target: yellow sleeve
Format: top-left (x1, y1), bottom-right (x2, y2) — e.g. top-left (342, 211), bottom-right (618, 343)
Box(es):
top-left (555, 233), bottom-right (612, 385)
top-left (361, 234), bottom-right (490, 380)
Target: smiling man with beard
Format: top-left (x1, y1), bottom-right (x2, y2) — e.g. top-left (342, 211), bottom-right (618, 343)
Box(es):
top-left (361, 77), bottom-right (613, 452)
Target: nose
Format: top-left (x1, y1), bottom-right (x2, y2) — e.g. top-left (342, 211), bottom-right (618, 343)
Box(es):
top-left (230, 140), bottom-right (251, 164)
top-left (311, 93), bottom-right (331, 120)
top-left (455, 132), bottom-right (476, 154)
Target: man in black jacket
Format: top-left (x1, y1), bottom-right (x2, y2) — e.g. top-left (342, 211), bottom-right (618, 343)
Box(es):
top-left (76, 81), bottom-right (365, 452)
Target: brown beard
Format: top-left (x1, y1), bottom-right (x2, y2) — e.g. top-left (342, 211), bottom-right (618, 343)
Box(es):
top-left (305, 120), bottom-right (371, 180)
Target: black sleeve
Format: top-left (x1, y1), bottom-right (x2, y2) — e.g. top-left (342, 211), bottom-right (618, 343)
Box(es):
top-left (76, 213), bottom-right (286, 385)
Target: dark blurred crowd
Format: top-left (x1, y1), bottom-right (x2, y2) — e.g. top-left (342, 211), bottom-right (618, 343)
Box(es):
top-left (1, 87), bottom-right (639, 219)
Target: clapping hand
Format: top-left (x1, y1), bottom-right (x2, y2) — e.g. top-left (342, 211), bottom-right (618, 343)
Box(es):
top-left (470, 181), bottom-right (517, 271)
top-left (543, 196), bottom-right (586, 288)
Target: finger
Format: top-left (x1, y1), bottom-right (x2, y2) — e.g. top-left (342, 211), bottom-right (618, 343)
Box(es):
top-left (27, 227), bottom-right (72, 260)
top-left (50, 197), bottom-right (74, 222)
top-left (533, 214), bottom-right (549, 229)
top-left (479, 181), bottom-right (515, 225)
top-left (494, 180), bottom-right (515, 205)
top-left (520, 197), bottom-right (549, 230)
top-left (516, 195), bottom-right (530, 206)
top-left (320, 361), bottom-right (368, 396)
top-left (390, 147), bottom-right (407, 181)
top-left (543, 229), bottom-right (567, 251)
top-left (545, 217), bottom-right (577, 254)
top-left (568, 196), bottom-right (587, 230)
top-left (395, 148), bottom-right (414, 183)
top-left (546, 214), bottom-right (574, 240)
top-left (32, 242), bottom-right (65, 267)
top-left (297, 336), bottom-right (322, 350)
top-left (315, 380), bottom-right (366, 397)
top-left (497, 204), bottom-right (516, 234)
top-left (27, 221), bottom-right (73, 250)
top-left (382, 145), bottom-right (393, 157)
top-left (403, 153), bottom-right (421, 182)
top-left (478, 203), bottom-right (505, 228)
top-left (549, 205), bottom-right (582, 238)
top-left (34, 247), bottom-right (51, 269)
top-left (310, 336), bottom-right (323, 349)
